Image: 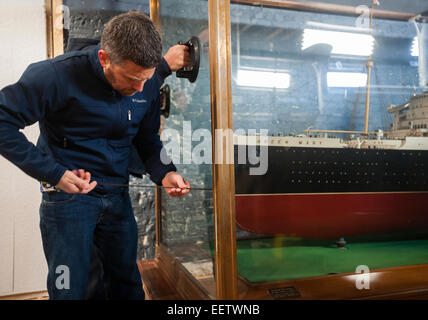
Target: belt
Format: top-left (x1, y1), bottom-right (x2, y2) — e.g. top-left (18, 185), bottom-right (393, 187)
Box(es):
top-left (40, 181), bottom-right (61, 192)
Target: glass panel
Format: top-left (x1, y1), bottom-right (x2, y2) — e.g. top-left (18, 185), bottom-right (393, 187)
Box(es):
top-left (231, 0), bottom-right (428, 287)
top-left (159, 0), bottom-right (215, 298)
top-left (63, 0), bottom-right (150, 51)
top-left (62, 0), bottom-right (153, 261)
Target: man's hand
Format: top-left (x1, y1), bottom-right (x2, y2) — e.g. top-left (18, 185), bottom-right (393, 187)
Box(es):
top-left (161, 171), bottom-right (190, 197)
top-left (56, 169), bottom-right (97, 194)
top-left (163, 44), bottom-right (190, 72)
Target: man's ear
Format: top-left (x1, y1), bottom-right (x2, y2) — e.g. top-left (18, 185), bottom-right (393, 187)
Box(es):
top-left (98, 50), bottom-right (110, 68)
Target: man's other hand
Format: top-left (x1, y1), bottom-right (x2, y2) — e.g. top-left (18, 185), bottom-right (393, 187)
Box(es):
top-left (163, 44), bottom-right (190, 72)
top-left (161, 171), bottom-right (190, 197)
top-left (56, 169), bottom-right (97, 194)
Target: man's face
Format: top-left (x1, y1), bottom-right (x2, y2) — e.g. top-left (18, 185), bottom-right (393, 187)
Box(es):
top-left (98, 50), bottom-right (155, 96)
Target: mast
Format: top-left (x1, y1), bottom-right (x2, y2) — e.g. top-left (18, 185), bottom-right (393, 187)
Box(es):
top-left (364, 60), bottom-right (373, 133)
top-left (364, 0), bottom-right (379, 134)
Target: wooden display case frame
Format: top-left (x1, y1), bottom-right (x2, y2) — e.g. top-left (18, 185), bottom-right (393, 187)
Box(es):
top-left (45, 0), bottom-right (64, 58)
top-left (141, 0), bottom-right (428, 300)
top-left (45, 0), bottom-right (428, 301)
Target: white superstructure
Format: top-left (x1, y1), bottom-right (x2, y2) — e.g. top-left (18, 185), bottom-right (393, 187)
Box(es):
top-left (388, 91), bottom-right (428, 133)
top-left (235, 92), bottom-right (428, 151)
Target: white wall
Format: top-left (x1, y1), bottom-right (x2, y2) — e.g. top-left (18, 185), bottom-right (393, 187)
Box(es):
top-left (0, 0), bottom-right (48, 296)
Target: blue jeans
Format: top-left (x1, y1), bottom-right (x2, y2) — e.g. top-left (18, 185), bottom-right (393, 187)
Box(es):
top-left (39, 188), bottom-right (145, 300)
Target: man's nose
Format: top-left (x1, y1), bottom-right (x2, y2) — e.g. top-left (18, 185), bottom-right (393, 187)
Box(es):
top-left (133, 80), bottom-right (145, 93)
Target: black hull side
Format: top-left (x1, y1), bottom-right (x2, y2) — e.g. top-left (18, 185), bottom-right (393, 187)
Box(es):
top-left (234, 146), bottom-right (428, 194)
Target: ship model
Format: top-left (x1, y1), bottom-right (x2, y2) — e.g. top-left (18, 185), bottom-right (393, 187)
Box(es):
top-left (234, 92), bottom-right (428, 239)
top-left (234, 7), bottom-right (428, 240)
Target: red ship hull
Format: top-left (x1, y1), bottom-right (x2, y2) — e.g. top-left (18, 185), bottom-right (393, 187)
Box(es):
top-left (235, 192), bottom-right (428, 239)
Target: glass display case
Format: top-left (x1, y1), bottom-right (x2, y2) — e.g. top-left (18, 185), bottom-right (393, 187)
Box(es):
top-left (155, 0), bottom-right (217, 299)
top-left (149, 0), bottom-right (428, 300)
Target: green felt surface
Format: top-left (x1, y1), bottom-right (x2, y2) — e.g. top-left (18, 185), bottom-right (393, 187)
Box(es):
top-left (237, 237), bottom-right (428, 282)
top-left (204, 236), bottom-right (428, 283)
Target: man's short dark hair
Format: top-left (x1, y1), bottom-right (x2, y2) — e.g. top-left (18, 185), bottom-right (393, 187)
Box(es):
top-left (100, 10), bottom-right (162, 68)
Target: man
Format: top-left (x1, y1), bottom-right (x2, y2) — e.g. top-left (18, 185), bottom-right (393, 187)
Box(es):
top-left (0, 10), bottom-right (189, 299)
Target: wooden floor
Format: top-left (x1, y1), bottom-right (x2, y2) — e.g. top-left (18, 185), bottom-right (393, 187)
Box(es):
top-left (1, 260), bottom-right (181, 300)
top-left (0, 291), bottom-right (49, 300)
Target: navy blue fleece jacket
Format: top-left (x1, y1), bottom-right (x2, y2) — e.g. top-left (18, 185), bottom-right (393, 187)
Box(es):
top-left (0, 44), bottom-right (176, 190)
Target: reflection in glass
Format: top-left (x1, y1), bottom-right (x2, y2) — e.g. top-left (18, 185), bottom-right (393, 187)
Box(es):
top-left (412, 36), bottom-right (419, 57)
top-left (159, 0), bottom-right (215, 298)
top-left (327, 72), bottom-right (367, 88)
top-left (302, 28), bottom-right (374, 56)
top-left (237, 69), bottom-right (291, 89)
